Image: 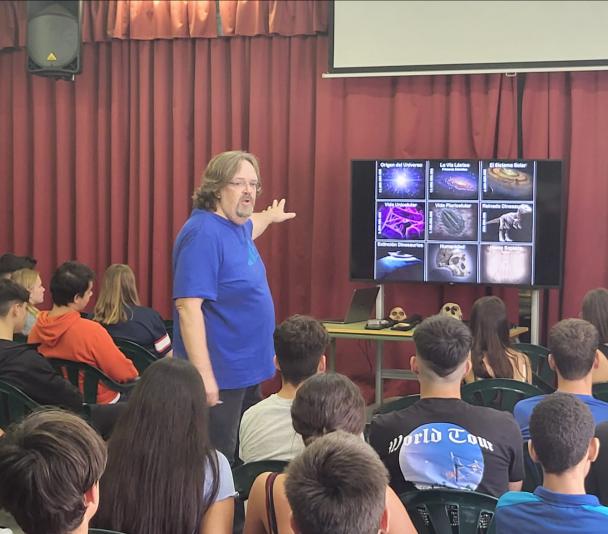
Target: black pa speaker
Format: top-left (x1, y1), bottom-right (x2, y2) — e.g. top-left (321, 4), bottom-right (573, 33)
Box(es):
top-left (26, 1), bottom-right (82, 79)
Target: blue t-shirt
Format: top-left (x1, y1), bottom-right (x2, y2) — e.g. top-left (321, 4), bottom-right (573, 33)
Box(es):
top-left (495, 487), bottom-right (608, 533)
top-left (172, 209), bottom-right (275, 389)
top-left (514, 393), bottom-right (608, 440)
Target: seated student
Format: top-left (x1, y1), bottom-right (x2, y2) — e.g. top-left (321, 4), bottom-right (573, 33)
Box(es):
top-left (513, 318), bottom-right (608, 440)
top-left (581, 287), bottom-right (608, 383)
top-left (93, 264), bottom-right (172, 358)
top-left (10, 268), bottom-right (45, 335)
top-left (28, 261), bottom-right (138, 404)
top-left (94, 358), bottom-right (235, 534)
top-left (495, 394), bottom-right (608, 533)
top-left (0, 409), bottom-right (107, 534)
top-left (244, 373), bottom-right (416, 534)
top-left (369, 315), bottom-right (523, 498)
top-left (0, 278), bottom-right (82, 411)
top-left (285, 431), bottom-right (390, 534)
top-left (0, 254), bottom-right (36, 280)
top-left (586, 420), bottom-right (608, 506)
top-left (465, 296), bottom-right (532, 383)
top-left (239, 314), bottom-right (328, 463)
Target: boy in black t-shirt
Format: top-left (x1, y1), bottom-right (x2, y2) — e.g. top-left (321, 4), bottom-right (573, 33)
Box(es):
top-left (369, 315), bottom-right (523, 498)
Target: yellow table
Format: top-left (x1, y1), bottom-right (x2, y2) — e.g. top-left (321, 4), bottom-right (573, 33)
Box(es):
top-left (323, 322), bottom-right (529, 406)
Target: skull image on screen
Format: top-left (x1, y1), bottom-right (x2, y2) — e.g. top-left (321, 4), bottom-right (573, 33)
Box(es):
top-left (436, 247), bottom-right (469, 277)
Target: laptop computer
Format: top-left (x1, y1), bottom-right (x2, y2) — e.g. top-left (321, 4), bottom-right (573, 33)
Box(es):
top-left (323, 287), bottom-right (380, 324)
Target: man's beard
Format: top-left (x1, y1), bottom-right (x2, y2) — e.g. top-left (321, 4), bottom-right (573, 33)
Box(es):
top-left (236, 197), bottom-right (254, 218)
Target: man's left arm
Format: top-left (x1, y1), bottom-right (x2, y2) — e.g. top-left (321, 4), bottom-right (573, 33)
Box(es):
top-left (250, 198), bottom-right (296, 240)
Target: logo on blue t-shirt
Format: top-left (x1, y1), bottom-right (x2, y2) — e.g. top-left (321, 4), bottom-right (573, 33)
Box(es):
top-left (247, 241), bottom-right (260, 266)
top-left (398, 423), bottom-right (488, 491)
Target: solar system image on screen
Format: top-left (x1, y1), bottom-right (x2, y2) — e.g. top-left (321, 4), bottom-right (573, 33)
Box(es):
top-left (370, 159), bottom-right (542, 285)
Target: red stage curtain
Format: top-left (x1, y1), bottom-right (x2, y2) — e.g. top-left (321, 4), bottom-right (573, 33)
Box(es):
top-left (0, 0), bottom-right (327, 50)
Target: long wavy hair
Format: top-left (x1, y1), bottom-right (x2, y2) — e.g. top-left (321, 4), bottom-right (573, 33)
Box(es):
top-left (582, 288), bottom-right (608, 345)
top-left (10, 268), bottom-right (41, 317)
top-left (94, 358), bottom-right (219, 534)
top-left (470, 296), bottom-right (514, 379)
top-left (93, 264), bottom-right (140, 325)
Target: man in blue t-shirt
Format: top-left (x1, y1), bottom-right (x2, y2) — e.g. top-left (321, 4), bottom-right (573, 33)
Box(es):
top-left (495, 393), bottom-right (608, 533)
top-left (514, 319), bottom-right (608, 440)
top-left (172, 150), bottom-right (295, 463)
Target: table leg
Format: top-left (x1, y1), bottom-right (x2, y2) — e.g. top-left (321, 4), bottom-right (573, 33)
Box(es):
top-left (329, 338), bottom-right (337, 372)
top-left (375, 340), bottom-right (384, 406)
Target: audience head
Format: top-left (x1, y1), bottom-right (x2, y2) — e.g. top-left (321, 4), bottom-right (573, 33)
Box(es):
top-left (11, 268), bottom-right (45, 309)
top-left (470, 296), bottom-right (513, 379)
top-left (529, 393), bottom-right (598, 475)
top-left (548, 318), bottom-right (599, 380)
top-left (273, 315), bottom-right (329, 386)
top-left (0, 253), bottom-right (37, 279)
top-left (412, 314), bottom-right (472, 381)
top-left (290, 373), bottom-right (365, 445)
top-left (285, 431), bottom-right (389, 534)
top-left (581, 288), bottom-right (608, 344)
top-left (0, 409), bottom-right (106, 534)
top-left (96, 357), bottom-right (220, 534)
top-left (50, 261), bottom-right (94, 309)
top-left (192, 150), bottom-right (261, 212)
top-left (93, 264), bottom-right (141, 325)
top-left (0, 278), bottom-right (30, 332)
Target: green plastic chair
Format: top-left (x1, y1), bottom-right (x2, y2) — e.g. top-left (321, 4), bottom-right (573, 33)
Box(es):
top-left (112, 337), bottom-right (158, 374)
top-left (522, 441), bottom-right (543, 492)
top-left (512, 343), bottom-right (556, 392)
top-left (48, 358), bottom-right (137, 404)
top-left (461, 378), bottom-right (544, 413)
top-left (592, 381), bottom-right (608, 402)
top-left (374, 394), bottom-right (421, 416)
top-left (232, 460), bottom-right (288, 501)
top-left (12, 333), bottom-right (28, 344)
top-left (400, 489), bottom-right (498, 534)
top-left (89, 529), bottom-right (128, 534)
top-left (0, 379), bottom-right (40, 428)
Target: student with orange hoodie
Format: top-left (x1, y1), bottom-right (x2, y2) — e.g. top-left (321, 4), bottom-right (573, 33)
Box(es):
top-left (29, 261), bottom-right (138, 404)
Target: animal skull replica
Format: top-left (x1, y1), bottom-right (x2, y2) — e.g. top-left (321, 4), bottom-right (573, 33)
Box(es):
top-left (440, 303), bottom-right (463, 321)
top-left (389, 307), bottom-right (407, 323)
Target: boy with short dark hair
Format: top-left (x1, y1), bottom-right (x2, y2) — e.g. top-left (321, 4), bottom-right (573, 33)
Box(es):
top-left (29, 261), bottom-right (138, 404)
top-left (369, 315), bottom-right (523, 497)
top-left (495, 393), bottom-right (608, 532)
top-left (0, 254), bottom-right (36, 279)
top-left (0, 409), bottom-right (107, 534)
top-left (284, 431), bottom-right (390, 534)
top-left (239, 314), bottom-right (328, 462)
top-left (514, 318), bottom-right (608, 439)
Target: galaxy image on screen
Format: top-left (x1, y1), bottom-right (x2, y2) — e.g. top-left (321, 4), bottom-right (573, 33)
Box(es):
top-left (430, 162), bottom-right (479, 200)
top-left (378, 164), bottom-right (425, 199)
top-left (377, 202), bottom-right (425, 240)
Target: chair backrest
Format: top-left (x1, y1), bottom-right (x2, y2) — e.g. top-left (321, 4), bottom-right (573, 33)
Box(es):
top-left (48, 358), bottom-right (137, 404)
top-left (512, 343), bottom-right (556, 392)
top-left (374, 394), bottom-right (421, 416)
top-left (592, 381), bottom-right (608, 402)
top-left (112, 337), bottom-right (157, 374)
top-left (89, 529), bottom-right (129, 534)
top-left (400, 489), bottom-right (498, 534)
top-left (522, 441), bottom-right (543, 492)
top-left (461, 378), bottom-right (544, 413)
top-left (0, 379), bottom-right (40, 428)
top-left (232, 460), bottom-right (289, 501)
top-left (12, 333), bottom-right (28, 344)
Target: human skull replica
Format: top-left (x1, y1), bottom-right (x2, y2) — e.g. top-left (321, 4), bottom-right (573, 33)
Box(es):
top-left (440, 303), bottom-right (463, 321)
top-left (389, 307), bottom-right (407, 322)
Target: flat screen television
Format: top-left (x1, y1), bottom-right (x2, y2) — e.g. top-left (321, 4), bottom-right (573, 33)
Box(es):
top-left (350, 159), bottom-right (564, 287)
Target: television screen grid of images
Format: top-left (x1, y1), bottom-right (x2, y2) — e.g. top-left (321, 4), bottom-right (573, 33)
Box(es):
top-left (374, 160), bottom-right (535, 285)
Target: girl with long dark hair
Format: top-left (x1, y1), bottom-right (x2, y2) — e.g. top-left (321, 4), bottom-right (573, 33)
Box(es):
top-left (581, 288), bottom-right (608, 383)
top-left (94, 358), bottom-right (235, 534)
top-left (466, 296), bottom-right (531, 383)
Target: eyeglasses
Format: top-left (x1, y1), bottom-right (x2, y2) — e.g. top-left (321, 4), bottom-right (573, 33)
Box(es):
top-left (227, 180), bottom-right (261, 192)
